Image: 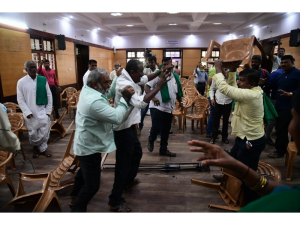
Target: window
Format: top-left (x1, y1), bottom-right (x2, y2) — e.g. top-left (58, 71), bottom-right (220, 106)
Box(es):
top-left (165, 50), bottom-right (181, 58)
top-left (126, 50), bottom-right (145, 63)
top-left (30, 36), bottom-right (55, 70)
top-left (201, 49), bottom-right (219, 70)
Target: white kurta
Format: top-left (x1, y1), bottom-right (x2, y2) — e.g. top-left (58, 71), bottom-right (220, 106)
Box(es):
top-left (17, 75), bottom-right (52, 151)
top-left (82, 70), bottom-right (91, 86)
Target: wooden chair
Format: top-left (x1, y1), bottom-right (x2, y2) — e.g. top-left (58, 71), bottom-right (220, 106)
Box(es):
top-left (0, 150), bottom-right (16, 197)
top-left (3, 102), bottom-right (22, 114)
top-left (183, 86), bottom-right (201, 113)
top-left (67, 91), bottom-right (81, 119)
top-left (202, 35), bottom-right (270, 70)
top-left (191, 161), bottom-right (281, 211)
top-left (1, 130), bottom-right (79, 212)
top-left (180, 77), bottom-right (187, 84)
top-left (60, 87), bottom-right (77, 109)
top-left (186, 80), bottom-right (195, 87)
top-left (172, 97), bottom-right (189, 132)
top-left (50, 108), bottom-right (67, 138)
top-left (285, 142), bottom-right (299, 181)
top-left (188, 75), bottom-right (194, 82)
top-left (183, 95), bottom-right (209, 136)
top-left (7, 113), bottom-right (25, 170)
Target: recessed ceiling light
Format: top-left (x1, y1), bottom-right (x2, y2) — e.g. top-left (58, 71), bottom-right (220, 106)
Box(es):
top-left (168, 12), bottom-right (179, 14)
top-left (111, 13), bottom-right (123, 16)
top-left (87, 30), bottom-right (90, 31)
top-left (253, 25), bottom-right (258, 29)
top-left (97, 28), bottom-right (101, 30)
top-left (213, 23), bottom-right (222, 25)
top-left (64, 17), bottom-right (70, 21)
top-left (69, 16), bottom-right (73, 18)
top-left (169, 23), bottom-right (178, 26)
top-left (126, 25), bottom-right (134, 27)
top-left (249, 24), bottom-right (253, 27)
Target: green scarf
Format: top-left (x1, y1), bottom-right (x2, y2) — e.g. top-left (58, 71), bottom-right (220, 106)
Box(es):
top-left (159, 72), bottom-right (183, 103)
top-left (36, 75), bottom-right (48, 105)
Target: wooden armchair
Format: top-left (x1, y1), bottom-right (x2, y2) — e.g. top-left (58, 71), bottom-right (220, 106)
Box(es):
top-left (60, 87), bottom-right (77, 109)
top-left (7, 113), bottom-right (25, 170)
top-left (67, 91), bottom-right (81, 119)
top-left (172, 97), bottom-right (190, 132)
top-left (1, 130), bottom-right (79, 212)
top-left (202, 35), bottom-right (270, 70)
top-left (285, 142), bottom-right (299, 181)
top-left (183, 95), bottom-right (209, 136)
top-left (191, 161), bottom-right (281, 211)
top-left (3, 102), bottom-right (22, 114)
top-left (0, 150), bottom-right (15, 197)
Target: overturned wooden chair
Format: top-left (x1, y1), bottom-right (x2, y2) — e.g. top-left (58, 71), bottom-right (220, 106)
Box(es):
top-left (191, 161), bottom-right (281, 211)
top-left (50, 108), bottom-right (68, 138)
top-left (1, 130), bottom-right (79, 212)
top-left (60, 87), bottom-right (77, 109)
top-left (0, 150), bottom-right (16, 197)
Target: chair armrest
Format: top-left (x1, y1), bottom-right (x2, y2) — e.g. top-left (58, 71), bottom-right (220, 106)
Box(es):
top-left (0, 153), bottom-right (13, 167)
top-left (20, 172), bottom-right (49, 181)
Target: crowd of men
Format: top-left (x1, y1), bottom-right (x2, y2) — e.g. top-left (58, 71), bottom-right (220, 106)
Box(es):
top-left (1, 46), bottom-right (299, 212)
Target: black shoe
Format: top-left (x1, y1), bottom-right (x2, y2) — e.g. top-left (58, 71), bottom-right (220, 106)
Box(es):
top-left (209, 138), bottom-right (215, 144)
top-left (147, 142), bottom-right (154, 152)
top-left (213, 174), bottom-right (223, 182)
top-left (266, 137), bottom-right (275, 146)
top-left (160, 150), bottom-right (176, 157)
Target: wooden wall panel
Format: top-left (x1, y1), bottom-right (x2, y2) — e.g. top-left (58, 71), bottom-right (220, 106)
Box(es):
top-left (114, 50), bottom-right (127, 68)
top-left (89, 47), bottom-right (115, 73)
top-left (0, 28), bottom-right (32, 97)
top-left (55, 40), bottom-right (76, 86)
top-left (182, 49), bottom-right (201, 77)
top-left (151, 49), bottom-right (163, 65)
top-left (281, 37), bottom-right (300, 68)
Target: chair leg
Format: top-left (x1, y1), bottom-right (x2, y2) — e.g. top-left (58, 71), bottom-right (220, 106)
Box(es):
top-left (6, 177), bottom-right (16, 197)
top-left (178, 115), bottom-right (182, 132)
top-left (9, 155), bottom-right (16, 171)
top-left (68, 107), bottom-right (71, 119)
top-left (286, 150), bottom-right (298, 181)
top-left (192, 120), bottom-right (194, 131)
top-left (201, 118), bottom-right (204, 136)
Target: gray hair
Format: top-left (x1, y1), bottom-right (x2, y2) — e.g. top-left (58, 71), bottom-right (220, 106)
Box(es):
top-left (113, 61), bottom-right (120, 70)
top-left (86, 68), bottom-right (109, 88)
top-left (24, 60), bottom-right (36, 68)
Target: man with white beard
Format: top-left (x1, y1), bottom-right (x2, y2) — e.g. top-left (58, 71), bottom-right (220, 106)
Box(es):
top-left (17, 60), bottom-right (53, 158)
top-left (69, 68), bottom-right (135, 212)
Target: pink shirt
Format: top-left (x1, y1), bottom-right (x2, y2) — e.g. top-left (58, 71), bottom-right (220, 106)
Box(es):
top-left (37, 64), bottom-right (59, 87)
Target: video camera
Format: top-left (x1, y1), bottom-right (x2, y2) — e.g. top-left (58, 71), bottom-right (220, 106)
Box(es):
top-left (144, 48), bottom-right (156, 58)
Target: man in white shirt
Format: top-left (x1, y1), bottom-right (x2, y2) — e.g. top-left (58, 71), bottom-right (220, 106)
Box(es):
top-left (271, 48), bottom-right (285, 72)
top-left (108, 59), bottom-right (172, 212)
top-left (193, 62), bottom-right (201, 88)
top-left (146, 57), bottom-right (183, 157)
top-left (17, 60), bottom-right (53, 158)
top-left (110, 62), bottom-right (121, 81)
top-left (82, 60), bottom-right (97, 86)
top-left (209, 68), bottom-right (233, 144)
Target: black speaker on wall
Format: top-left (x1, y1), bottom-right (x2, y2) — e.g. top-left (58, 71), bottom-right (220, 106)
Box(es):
top-left (289, 29), bottom-right (300, 47)
top-left (56, 34), bottom-right (66, 50)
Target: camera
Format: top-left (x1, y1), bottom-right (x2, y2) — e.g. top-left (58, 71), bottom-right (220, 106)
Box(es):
top-left (144, 48), bottom-right (156, 58)
top-left (272, 40), bottom-right (282, 46)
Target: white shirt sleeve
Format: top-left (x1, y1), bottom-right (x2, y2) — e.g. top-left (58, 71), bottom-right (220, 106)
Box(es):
top-left (138, 75), bottom-right (149, 85)
top-left (46, 82), bottom-right (53, 115)
top-left (17, 80), bottom-right (32, 117)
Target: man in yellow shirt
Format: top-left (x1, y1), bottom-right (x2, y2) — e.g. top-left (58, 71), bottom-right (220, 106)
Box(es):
top-left (212, 60), bottom-right (266, 204)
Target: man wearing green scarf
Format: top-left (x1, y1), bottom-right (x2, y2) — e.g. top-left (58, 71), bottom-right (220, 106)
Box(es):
top-left (146, 57), bottom-right (183, 157)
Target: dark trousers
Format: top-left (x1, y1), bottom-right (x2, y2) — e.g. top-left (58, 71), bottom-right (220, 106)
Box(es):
top-left (275, 108), bottom-right (293, 155)
top-left (70, 153), bottom-right (102, 212)
top-left (212, 102), bottom-right (232, 140)
top-left (108, 126), bottom-right (143, 206)
top-left (148, 108), bottom-right (173, 154)
top-left (197, 82), bottom-right (206, 96)
top-left (206, 97), bottom-right (215, 135)
top-left (50, 86), bottom-right (60, 119)
top-left (139, 103), bottom-right (149, 130)
top-left (230, 135), bottom-right (266, 204)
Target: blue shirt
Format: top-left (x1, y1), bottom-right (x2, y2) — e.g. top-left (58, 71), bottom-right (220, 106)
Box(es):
top-left (270, 67), bottom-right (300, 110)
top-left (269, 69), bottom-right (284, 100)
top-left (0, 103), bottom-right (7, 113)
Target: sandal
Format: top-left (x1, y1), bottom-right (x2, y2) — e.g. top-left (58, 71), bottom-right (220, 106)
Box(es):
top-left (209, 138), bottom-right (215, 144)
top-left (108, 204), bottom-right (132, 212)
top-left (40, 150), bottom-right (52, 157)
top-left (32, 147), bottom-right (39, 158)
top-left (222, 138), bottom-right (229, 144)
top-left (267, 152), bottom-right (284, 158)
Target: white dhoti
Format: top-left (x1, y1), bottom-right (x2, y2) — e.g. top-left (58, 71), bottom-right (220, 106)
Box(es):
top-left (28, 117), bottom-right (51, 152)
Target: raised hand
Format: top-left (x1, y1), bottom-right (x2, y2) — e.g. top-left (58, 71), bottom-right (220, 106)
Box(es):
top-left (211, 99), bottom-right (215, 107)
top-left (259, 78), bottom-right (267, 85)
top-left (121, 85), bottom-right (135, 103)
top-left (117, 66), bottom-right (123, 77)
top-left (188, 140), bottom-right (236, 169)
